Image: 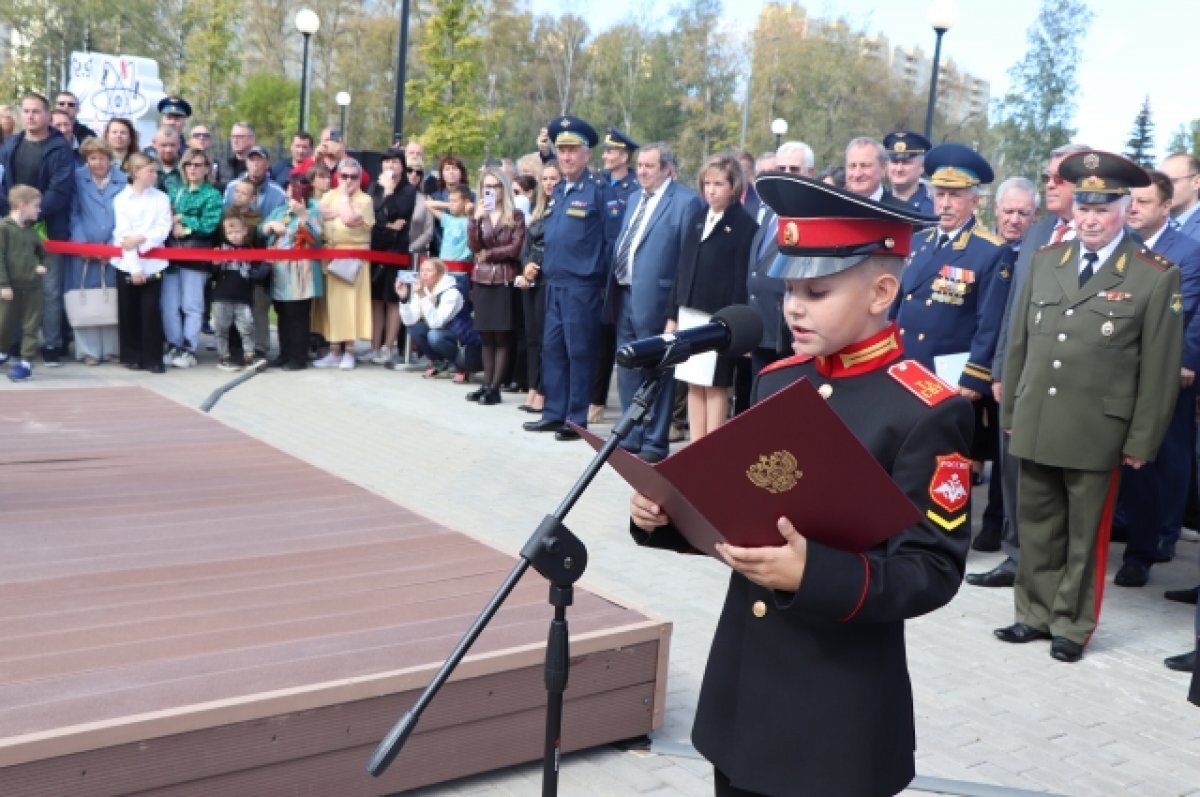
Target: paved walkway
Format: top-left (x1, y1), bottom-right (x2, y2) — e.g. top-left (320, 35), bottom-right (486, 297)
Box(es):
top-left (5, 355), bottom-right (1199, 796)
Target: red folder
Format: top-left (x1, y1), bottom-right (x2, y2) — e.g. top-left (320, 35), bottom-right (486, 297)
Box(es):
top-left (578, 377), bottom-right (921, 557)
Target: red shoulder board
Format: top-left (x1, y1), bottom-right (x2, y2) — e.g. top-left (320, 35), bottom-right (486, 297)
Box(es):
top-left (929, 453), bottom-right (972, 513)
top-left (1134, 247), bottom-right (1172, 272)
top-left (760, 353), bottom-right (813, 376)
top-left (887, 360), bottom-right (956, 407)
top-left (1035, 240), bottom-right (1069, 254)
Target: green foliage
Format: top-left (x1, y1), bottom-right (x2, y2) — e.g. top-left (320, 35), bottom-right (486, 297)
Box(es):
top-left (669, 0), bottom-right (741, 174)
top-left (1123, 96), bottom-right (1155, 168)
top-left (1166, 120), bottom-right (1200, 159)
top-left (990, 0), bottom-right (1093, 181)
top-left (176, 0), bottom-right (242, 124)
top-left (406, 0), bottom-right (495, 161)
top-left (228, 72), bottom-right (300, 149)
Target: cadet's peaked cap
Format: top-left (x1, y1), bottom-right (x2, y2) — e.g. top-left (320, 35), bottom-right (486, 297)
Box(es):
top-left (883, 130), bottom-right (931, 158)
top-left (1058, 150), bottom-right (1150, 204)
top-left (157, 96), bottom-right (192, 118)
top-left (757, 173), bottom-right (938, 280)
top-left (603, 127), bottom-right (639, 151)
top-left (924, 143), bottom-right (994, 187)
top-left (548, 116), bottom-right (598, 148)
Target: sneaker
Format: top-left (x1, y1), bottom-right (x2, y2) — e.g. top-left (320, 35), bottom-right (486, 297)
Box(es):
top-left (217, 356), bottom-right (240, 372)
top-left (42, 348), bottom-right (62, 367)
top-left (7, 362), bottom-right (32, 382)
top-left (370, 347), bottom-right (392, 365)
top-left (0, 353), bottom-right (9, 366)
top-left (163, 346), bottom-right (180, 366)
top-left (422, 362), bottom-right (448, 378)
top-left (312, 352), bottom-right (340, 368)
top-left (404, 356), bottom-right (431, 372)
top-left (339, 352), bottom-right (356, 370)
top-left (452, 371), bottom-right (469, 384)
top-left (173, 349), bottom-right (198, 369)
top-left (244, 353), bottom-right (265, 369)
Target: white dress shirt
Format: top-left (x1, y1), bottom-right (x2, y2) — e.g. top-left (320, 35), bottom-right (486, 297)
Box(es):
top-left (111, 185), bottom-right (173, 275)
top-left (626, 178), bottom-right (671, 278)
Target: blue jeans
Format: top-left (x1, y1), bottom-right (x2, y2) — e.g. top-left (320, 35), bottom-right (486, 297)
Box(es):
top-left (161, 268), bottom-right (208, 351)
top-left (408, 319), bottom-right (459, 363)
top-left (40, 253), bottom-right (63, 350)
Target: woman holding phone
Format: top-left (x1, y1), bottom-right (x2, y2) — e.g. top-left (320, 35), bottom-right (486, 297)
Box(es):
top-left (367, 146), bottom-right (418, 364)
top-left (466, 167), bottom-right (525, 405)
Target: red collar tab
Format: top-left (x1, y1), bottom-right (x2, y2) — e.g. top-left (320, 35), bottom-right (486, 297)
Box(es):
top-left (814, 323), bottom-right (905, 378)
top-left (887, 360), bottom-right (957, 406)
top-left (776, 217), bottom-right (917, 258)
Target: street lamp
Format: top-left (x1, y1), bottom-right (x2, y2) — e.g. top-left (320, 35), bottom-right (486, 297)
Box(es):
top-left (336, 92), bottom-right (351, 140)
top-left (923, 0), bottom-right (958, 141)
top-left (295, 8), bottom-right (320, 133)
top-left (771, 118), bottom-right (788, 150)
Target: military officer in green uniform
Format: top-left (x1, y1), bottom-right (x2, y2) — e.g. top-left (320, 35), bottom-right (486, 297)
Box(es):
top-left (998, 151), bottom-right (1183, 663)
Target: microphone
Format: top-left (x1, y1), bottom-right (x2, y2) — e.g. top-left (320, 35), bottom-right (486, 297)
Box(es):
top-left (616, 304), bottom-right (764, 370)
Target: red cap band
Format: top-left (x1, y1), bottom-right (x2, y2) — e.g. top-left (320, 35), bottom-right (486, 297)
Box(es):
top-left (775, 217), bottom-right (916, 258)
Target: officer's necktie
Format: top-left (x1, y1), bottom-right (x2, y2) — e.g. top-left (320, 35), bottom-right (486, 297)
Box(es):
top-left (612, 191), bottom-right (653, 285)
top-left (757, 215), bottom-right (778, 260)
top-left (1079, 251), bottom-right (1099, 288)
top-left (937, 233), bottom-right (951, 249)
top-left (1051, 219), bottom-right (1069, 244)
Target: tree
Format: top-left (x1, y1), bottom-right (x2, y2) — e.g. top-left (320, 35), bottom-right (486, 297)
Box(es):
top-left (227, 71), bottom-right (300, 146)
top-left (406, 0), bottom-right (494, 159)
top-left (175, 0), bottom-right (242, 125)
top-left (1166, 120), bottom-right (1200, 159)
top-left (538, 14), bottom-right (590, 117)
top-left (989, 0), bottom-right (1093, 181)
top-left (1123, 96), bottom-right (1155, 168)
top-left (669, 0), bottom-right (741, 173)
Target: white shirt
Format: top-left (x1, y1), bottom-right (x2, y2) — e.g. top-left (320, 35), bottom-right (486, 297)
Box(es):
top-left (1078, 231), bottom-right (1124, 278)
top-left (625, 179), bottom-right (671, 280)
top-left (1142, 222), bottom-right (1167, 251)
top-left (398, 274), bottom-right (464, 330)
top-left (702, 207), bottom-right (723, 241)
top-left (110, 185), bottom-right (173, 275)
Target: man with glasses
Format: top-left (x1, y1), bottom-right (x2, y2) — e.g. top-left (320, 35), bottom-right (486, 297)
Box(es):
top-left (54, 91), bottom-right (96, 143)
top-left (883, 130), bottom-right (934, 215)
top-left (225, 122), bottom-right (256, 185)
top-left (968, 143), bottom-right (1090, 584)
top-left (0, 92), bottom-right (75, 366)
top-left (271, 131), bottom-right (314, 186)
top-left (187, 125), bottom-right (221, 187)
top-left (1161, 153), bottom-right (1200, 242)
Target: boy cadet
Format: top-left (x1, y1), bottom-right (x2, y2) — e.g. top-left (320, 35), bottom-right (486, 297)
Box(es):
top-left (631, 173), bottom-right (974, 796)
top-left (998, 151), bottom-right (1182, 663)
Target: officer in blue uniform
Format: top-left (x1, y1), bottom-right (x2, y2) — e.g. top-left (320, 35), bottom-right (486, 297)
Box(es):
top-left (524, 116), bottom-right (622, 441)
top-left (590, 127), bottom-right (641, 421)
top-left (883, 130), bottom-right (934, 216)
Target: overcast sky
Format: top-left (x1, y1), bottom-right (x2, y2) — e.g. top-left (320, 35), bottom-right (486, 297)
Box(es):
top-left (531, 0), bottom-right (1189, 164)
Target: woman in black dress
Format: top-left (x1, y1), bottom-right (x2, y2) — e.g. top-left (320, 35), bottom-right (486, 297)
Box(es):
top-left (368, 146), bottom-right (418, 364)
top-left (466, 167), bottom-right (525, 405)
top-left (668, 152), bottom-right (758, 441)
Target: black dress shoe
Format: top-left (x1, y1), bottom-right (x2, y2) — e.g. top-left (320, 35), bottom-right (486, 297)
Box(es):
top-left (524, 419), bottom-right (565, 433)
top-left (966, 567), bottom-right (1015, 588)
top-left (1155, 540), bottom-right (1176, 563)
top-left (994, 623), bottom-right (1051, 643)
top-left (1050, 637), bottom-right (1083, 663)
top-left (501, 382), bottom-right (523, 393)
top-left (971, 526), bottom-right (1001, 552)
top-left (554, 429), bottom-right (581, 442)
top-left (466, 385), bottom-right (489, 402)
top-left (148, 363), bottom-right (166, 374)
top-left (1114, 562), bottom-right (1149, 587)
top-left (1164, 650), bottom-right (1196, 672)
top-left (125, 361), bottom-right (143, 371)
top-left (517, 404), bottom-right (542, 414)
top-left (1164, 585), bottom-right (1200, 605)
top-left (282, 361), bottom-right (306, 371)
top-left (267, 356), bottom-right (287, 368)
top-left (479, 386), bottom-right (501, 405)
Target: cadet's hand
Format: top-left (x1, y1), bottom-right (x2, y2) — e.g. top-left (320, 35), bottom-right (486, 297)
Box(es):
top-left (1123, 455), bottom-right (1147, 470)
top-left (0, 288), bottom-right (12, 301)
top-left (959, 387), bottom-right (982, 401)
top-left (1183, 368), bottom-right (1195, 388)
top-left (631, 492), bottom-right (669, 532)
top-left (34, 265), bottom-right (47, 276)
top-left (715, 517), bottom-right (807, 592)
top-left (992, 381), bottom-right (1003, 402)
top-left (663, 319), bottom-right (677, 334)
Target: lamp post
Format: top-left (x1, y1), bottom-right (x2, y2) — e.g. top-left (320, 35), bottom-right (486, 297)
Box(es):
top-left (391, 0), bottom-right (412, 145)
top-left (295, 8), bottom-right (320, 133)
top-left (923, 0), bottom-right (958, 141)
top-left (336, 92), bottom-right (351, 140)
top-left (771, 118), bottom-right (788, 151)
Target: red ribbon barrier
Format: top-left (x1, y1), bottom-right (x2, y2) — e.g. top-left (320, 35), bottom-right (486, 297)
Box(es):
top-left (443, 260), bottom-right (473, 274)
top-left (42, 240), bottom-right (413, 268)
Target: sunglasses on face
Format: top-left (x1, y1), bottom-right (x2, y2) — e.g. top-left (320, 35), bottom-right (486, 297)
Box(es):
top-left (407, 167), bottom-right (422, 174)
top-left (183, 162), bottom-right (208, 168)
top-left (777, 165), bottom-right (805, 174)
top-left (340, 173), bottom-right (359, 180)
top-left (1041, 173), bottom-right (1065, 186)
top-left (191, 132), bottom-right (211, 139)
top-left (57, 100), bottom-right (77, 108)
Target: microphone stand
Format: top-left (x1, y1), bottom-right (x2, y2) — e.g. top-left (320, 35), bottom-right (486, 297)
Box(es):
top-left (368, 367), bottom-right (670, 797)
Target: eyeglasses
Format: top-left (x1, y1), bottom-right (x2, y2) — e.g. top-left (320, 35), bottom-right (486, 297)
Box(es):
top-left (183, 162), bottom-right (208, 168)
top-left (56, 100), bottom-right (77, 108)
top-left (1040, 173), bottom-right (1065, 186)
top-left (340, 173), bottom-right (359, 180)
top-left (482, 183), bottom-right (502, 190)
top-left (191, 132), bottom-right (211, 139)
top-left (406, 167), bottom-right (422, 174)
top-left (230, 133), bottom-right (252, 139)
top-left (777, 165), bottom-right (806, 174)
top-left (1169, 174), bottom-right (1199, 183)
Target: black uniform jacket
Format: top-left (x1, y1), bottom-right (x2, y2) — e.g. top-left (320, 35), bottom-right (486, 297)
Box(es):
top-left (632, 325), bottom-right (973, 796)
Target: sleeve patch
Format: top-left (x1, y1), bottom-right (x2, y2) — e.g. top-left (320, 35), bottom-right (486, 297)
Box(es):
top-left (929, 453), bottom-right (972, 514)
top-left (888, 360), bottom-right (957, 406)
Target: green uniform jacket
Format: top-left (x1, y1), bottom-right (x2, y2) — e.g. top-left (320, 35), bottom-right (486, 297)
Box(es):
top-left (1001, 234), bottom-right (1182, 470)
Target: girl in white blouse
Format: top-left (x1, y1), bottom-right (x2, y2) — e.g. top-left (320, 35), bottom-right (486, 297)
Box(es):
top-left (111, 153), bottom-right (172, 371)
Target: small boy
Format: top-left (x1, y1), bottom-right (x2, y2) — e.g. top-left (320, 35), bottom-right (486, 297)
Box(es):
top-left (211, 210), bottom-right (269, 370)
top-left (227, 181), bottom-right (263, 246)
top-left (630, 174), bottom-right (974, 796)
top-left (0, 186), bottom-right (49, 382)
top-left (426, 184), bottom-right (472, 295)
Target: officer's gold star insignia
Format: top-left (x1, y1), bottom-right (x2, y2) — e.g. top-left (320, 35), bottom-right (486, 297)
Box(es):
top-left (1172, 293), bottom-right (1184, 315)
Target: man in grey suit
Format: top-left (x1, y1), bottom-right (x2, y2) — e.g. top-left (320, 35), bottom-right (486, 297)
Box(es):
top-left (608, 142), bottom-right (705, 462)
top-left (1162, 153), bottom-right (1200, 243)
top-left (968, 143), bottom-right (1090, 587)
top-left (747, 141), bottom-right (814, 376)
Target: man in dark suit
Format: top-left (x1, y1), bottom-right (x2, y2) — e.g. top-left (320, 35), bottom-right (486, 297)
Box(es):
top-left (607, 142), bottom-right (704, 462)
top-left (1113, 170), bottom-right (1200, 591)
top-left (844, 137), bottom-right (894, 204)
top-left (747, 141), bottom-right (813, 377)
top-left (998, 151), bottom-right (1182, 663)
top-left (968, 144), bottom-right (1091, 585)
top-left (1162, 153), bottom-right (1200, 243)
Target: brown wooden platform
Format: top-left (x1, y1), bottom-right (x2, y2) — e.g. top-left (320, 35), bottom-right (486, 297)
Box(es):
top-left (0, 387), bottom-right (670, 796)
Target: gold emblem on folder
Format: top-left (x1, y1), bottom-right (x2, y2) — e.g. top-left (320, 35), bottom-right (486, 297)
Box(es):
top-left (747, 450), bottom-right (802, 494)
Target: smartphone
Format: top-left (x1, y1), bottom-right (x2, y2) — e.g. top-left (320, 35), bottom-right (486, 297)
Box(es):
top-left (396, 270), bottom-right (419, 284)
top-left (483, 191), bottom-right (496, 212)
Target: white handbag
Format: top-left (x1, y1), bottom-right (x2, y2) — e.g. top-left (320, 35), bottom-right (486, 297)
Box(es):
top-left (327, 257), bottom-right (363, 284)
top-left (64, 259), bottom-right (118, 328)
